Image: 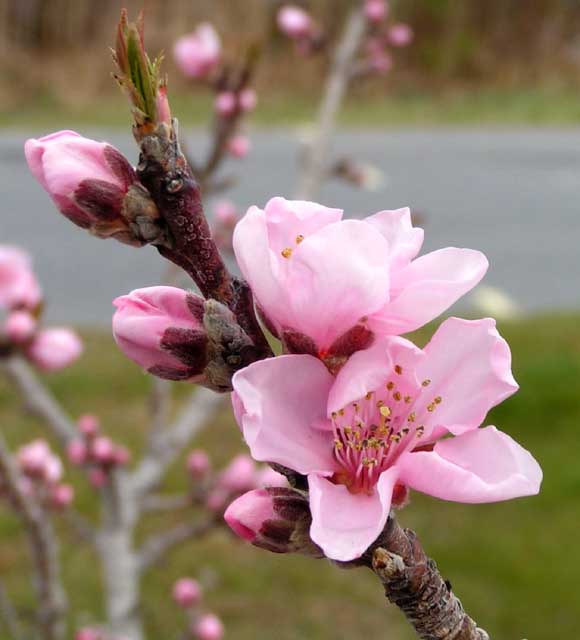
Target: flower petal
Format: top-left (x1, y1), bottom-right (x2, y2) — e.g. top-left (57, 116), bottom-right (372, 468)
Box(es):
top-left (370, 248), bottom-right (488, 335)
top-left (397, 426), bottom-right (542, 503)
top-left (414, 317), bottom-right (518, 436)
top-left (308, 468), bottom-right (398, 561)
top-left (287, 220), bottom-right (391, 349)
top-left (365, 207), bottom-right (424, 271)
top-left (232, 355), bottom-right (336, 475)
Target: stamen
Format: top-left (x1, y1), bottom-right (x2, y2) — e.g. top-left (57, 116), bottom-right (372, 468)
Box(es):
top-left (295, 234), bottom-right (305, 244)
top-left (422, 379), bottom-right (431, 387)
top-left (281, 247), bottom-right (293, 259)
top-left (394, 365), bottom-right (403, 375)
top-left (434, 396), bottom-right (442, 404)
top-left (379, 405), bottom-right (391, 418)
top-left (427, 402), bottom-right (436, 412)
top-left (393, 391), bottom-right (402, 402)
top-left (404, 395), bottom-right (412, 403)
top-left (386, 381), bottom-right (394, 390)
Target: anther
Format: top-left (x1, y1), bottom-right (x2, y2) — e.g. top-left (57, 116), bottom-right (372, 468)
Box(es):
top-left (281, 247), bottom-right (293, 259)
top-left (422, 379), bottom-right (431, 387)
top-left (296, 234), bottom-right (305, 244)
top-left (394, 365), bottom-right (403, 375)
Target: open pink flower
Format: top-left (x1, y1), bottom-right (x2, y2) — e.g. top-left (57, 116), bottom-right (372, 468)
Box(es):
top-left (173, 23), bottom-right (221, 79)
top-left (0, 246), bottom-right (42, 310)
top-left (233, 199), bottom-right (488, 356)
top-left (232, 317), bottom-right (542, 561)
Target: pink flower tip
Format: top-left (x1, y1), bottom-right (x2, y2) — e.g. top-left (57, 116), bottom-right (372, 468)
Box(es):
top-left (172, 577), bottom-right (202, 608)
top-left (277, 5), bottom-right (313, 39)
top-left (78, 414), bottom-right (100, 437)
top-left (187, 450), bottom-right (211, 476)
top-left (4, 310), bottom-right (36, 343)
top-left (364, 0), bottom-right (389, 23)
top-left (50, 483), bottom-right (75, 509)
top-left (0, 246), bottom-right (42, 311)
top-left (214, 92), bottom-right (237, 117)
top-left (388, 23), bottom-right (414, 47)
top-left (224, 489), bottom-right (275, 542)
top-left (91, 436), bottom-right (116, 464)
top-left (27, 328), bottom-right (83, 372)
top-left (192, 613), bottom-right (224, 640)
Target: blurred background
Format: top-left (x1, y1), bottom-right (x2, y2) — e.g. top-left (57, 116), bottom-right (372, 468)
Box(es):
top-left (1, 1), bottom-right (579, 639)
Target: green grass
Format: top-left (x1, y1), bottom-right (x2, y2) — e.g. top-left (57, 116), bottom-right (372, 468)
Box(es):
top-left (2, 86), bottom-right (580, 130)
top-left (0, 312), bottom-right (579, 638)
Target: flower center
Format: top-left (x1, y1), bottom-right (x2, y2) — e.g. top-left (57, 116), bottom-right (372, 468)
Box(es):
top-left (331, 364), bottom-right (442, 494)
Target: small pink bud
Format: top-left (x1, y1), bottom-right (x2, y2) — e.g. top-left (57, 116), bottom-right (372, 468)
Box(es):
top-left (174, 24), bottom-right (221, 79)
top-left (364, 0), bottom-right (388, 23)
top-left (193, 613), bottom-right (224, 640)
top-left (238, 88), bottom-right (258, 113)
top-left (224, 488), bottom-right (276, 542)
top-left (227, 135), bottom-right (251, 159)
top-left (113, 287), bottom-right (208, 382)
top-left (187, 450), bottom-right (211, 477)
top-left (27, 328), bottom-right (83, 371)
top-left (172, 577), bottom-right (202, 608)
top-left (277, 6), bottom-right (313, 39)
top-left (92, 436), bottom-right (116, 464)
top-left (50, 483), bottom-right (74, 509)
top-left (0, 246), bottom-right (42, 311)
top-left (67, 440), bottom-right (88, 466)
top-left (4, 311), bottom-right (36, 343)
top-left (218, 454), bottom-right (257, 494)
top-left (75, 628), bottom-right (101, 640)
top-left (17, 440), bottom-right (51, 477)
top-left (388, 23), bottom-right (413, 47)
top-left (214, 92), bottom-right (237, 117)
top-left (88, 468), bottom-right (108, 488)
top-left (78, 414), bottom-right (100, 437)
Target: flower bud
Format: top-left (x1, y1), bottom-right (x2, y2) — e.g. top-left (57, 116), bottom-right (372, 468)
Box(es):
top-left (277, 6), bottom-right (313, 39)
top-left (172, 577), bottom-right (202, 608)
top-left (67, 439), bottom-right (88, 466)
top-left (78, 414), bottom-right (100, 438)
top-left (27, 328), bottom-right (83, 371)
top-left (50, 483), bottom-right (75, 509)
top-left (25, 131), bottom-right (161, 247)
top-left (187, 450), bottom-right (211, 477)
top-left (227, 135), bottom-right (251, 159)
top-left (364, 0), bottom-right (388, 22)
top-left (0, 247), bottom-right (42, 311)
top-left (225, 487), bottom-right (323, 556)
top-left (238, 88), bottom-right (258, 113)
top-left (388, 23), bottom-right (413, 47)
top-left (113, 287), bottom-right (209, 382)
top-left (192, 613), bottom-right (224, 640)
top-left (218, 454), bottom-right (256, 494)
top-left (173, 24), bottom-right (221, 79)
top-left (92, 437), bottom-right (116, 464)
top-left (214, 92), bottom-right (237, 117)
top-left (4, 311), bottom-right (36, 343)
top-left (17, 440), bottom-right (51, 477)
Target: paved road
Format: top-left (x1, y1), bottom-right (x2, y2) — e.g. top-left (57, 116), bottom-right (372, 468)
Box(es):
top-left (1, 128), bottom-right (579, 325)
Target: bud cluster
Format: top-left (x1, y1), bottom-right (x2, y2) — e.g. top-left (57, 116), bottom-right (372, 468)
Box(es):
top-left (67, 414), bottom-right (131, 488)
top-left (362, 1), bottom-right (413, 75)
top-left (2, 440), bottom-right (74, 510)
top-left (0, 245), bottom-right (83, 372)
top-left (277, 5), bottom-right (325, 56)
top-left (172, 577), bottom-right (224, 640)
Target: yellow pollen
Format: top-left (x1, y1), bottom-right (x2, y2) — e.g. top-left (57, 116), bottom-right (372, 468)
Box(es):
top-left (390, 434), bottom-right (401, 443)
top-left (404, 395), bottom-right (412, 403)
top-left (394, 365), bottom-right (403, 375)
top-left (295, 234), bottom-right (305, 244)
top-left (338, 409), bottom-right (345, 416)
top-left (427, 403), bottom-right (436, 412)
top-left (393, 391), bottom-right (402, 401)
top-left (334, 440), bottom-right (343, 449)
top-left (365, 391), bottom-right (373, 401)
top-left (379, 405), bottom-right (391, 418)
top-left (422, 379), bottom-right (431, 387)
top-left (434, 396), bottom-right (442, 404)
top-left (408, 412), bottom-right (416, 422)
top-left (386, 381), bottom-right (395, 390)
top-left (281, 247), bottom-right (293, 258)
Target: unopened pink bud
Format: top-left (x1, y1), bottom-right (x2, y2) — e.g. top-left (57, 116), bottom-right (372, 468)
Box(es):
top-left (277, 6), bottom-right (313, 39)
top-left (364, 0), bottom-right (388, 23)
top-left (0, 246), bottom-right (42, 311)
top-left (224, 488), bottom-right (276, 542)
top-left (174, 24), bottom-right (221, 79)
top-left (92, 437), bottom-right (116, 464)
top-left (238, 88), bottom-right (258, 113)
top-left (172, 577), bottom-right (202, 608)
top-left (214, 92), bottom-right (237, 117)
top-left (51, 483), bottom-right (74, 509)
top-left (218, 454), bottom-right (257, 494)
top-left (156, 86), bottom-right (172, 125)
top-left (227, 136), bottom-right (251, 159)
top-left (388, 23), bottom-right (413, 47)
top-left (27, 328), bottom-right (83, 371)
top-left (89, 468), bottom-right (108, 488)
top-left (67, 439), bottom-right (88, 466)
top-left (193, 613), bottom-right (224, 640)
top-left (78, 414), bottom-right (100, 437)
top-left (187, 450), bottom-right (211, 477)
top-left (4, 311), bottom-right (36, 343)
top-left (75, 628), bottom-right (101, 640)
top-left (17, 440), bottom-right (51, 477)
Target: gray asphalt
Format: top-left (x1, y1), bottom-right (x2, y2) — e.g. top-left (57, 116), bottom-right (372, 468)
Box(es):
top-left (1, 128), bottom-right (579, 326)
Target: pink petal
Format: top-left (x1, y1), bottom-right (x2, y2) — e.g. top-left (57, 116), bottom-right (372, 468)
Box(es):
top-left (370, 247), bottom-right (488, 335)
top-left (232, 355), bottom-right (336, 475)
top-left (287, 219), bottom-right (390, 348)
top-left (365, 208), bottom-right (424, 271)
top-left (414, 317), bottom-right (518, 436)
top-left (308, 468), bottom-right (398, 561)
top-left (397, 426), bottom-right (542, 503)
top-left (328, 336), bottom-right (424, 414)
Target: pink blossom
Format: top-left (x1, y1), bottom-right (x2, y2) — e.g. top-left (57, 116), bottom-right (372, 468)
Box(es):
top-left (4, 311), bottom-right (36, 343)
top-left (277, 6), bottom-right (313, 39)
top-left (25, 131), bottom-right (137, 234)
top-left (50, 483), bottom-right (74, 509)
top-left (113, 287), bottom-right (208, 382)
top-left (27, 328), bottom-right (83, 371)
top-left (255, 466), bottom-right (288, 489)
top-left (364, 0), bottom-right (389, 23)
top-left (238, 88), bottom-right (258, 112)
top-left (187, 450), bottom-right (211, 477)
top-left (218, 454), bottom-right (257, 494)
top-left (234, 199), bottom-right (487, 356)
top-left (225, 488), bottom-right (276, 542)
top-left (173, 24), bottom-right (221, 79)
top-left (388, 23), bottom-right (414, 47)
top-left (91, 436), bottom-right (116, 464)
top-left (232, 317), bottom-right (542, 561)
top-left (172, 577), bottom-right (202, 608)
top-left (17, 440), bottom-right (52, 477)
top-left (78, 414), bottom-right (100, 437)
top-left (193, 613), bottom-right (224, 640)
top-left (214, 92), bottom-right (237, 117)
top-left (67, 439), bottom-right (88, 466)
top-left (0, 246), bottom-right (42, 310)
top-left (227, 135), bottom-right (251, 159)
